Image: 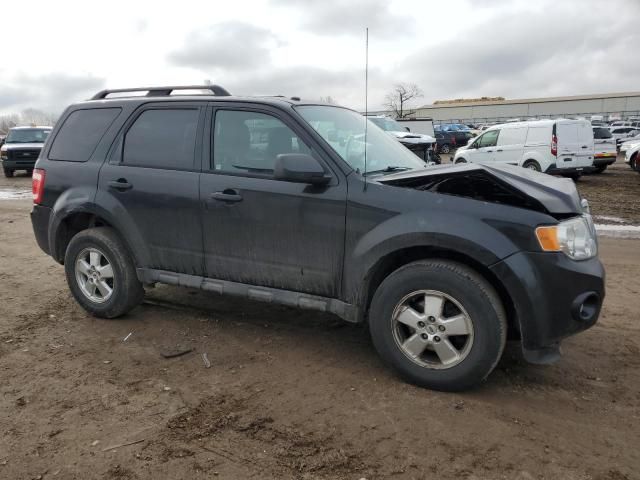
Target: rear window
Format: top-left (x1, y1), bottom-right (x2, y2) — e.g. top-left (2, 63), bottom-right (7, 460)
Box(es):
top-left (593, 127), bottom-right (612, 139)
top-left (49, 108), bottom-right (121, 162)
top-left (122, 109), bottom-right (199, 170)
top-left (497, 127), bottom-right (527, 146)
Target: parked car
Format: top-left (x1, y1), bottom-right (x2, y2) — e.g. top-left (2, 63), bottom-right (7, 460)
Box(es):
top-left (609, 126), bottom-right (640, 149)
top-left (30, 85), bottom-right (604, 392)
top-left (591, 126), bottom-right (617, 173)
top-left (624, 142), bottom-right (640, 171)
top-left (435, 131), bottom-right (474, 154)
top-left (367, 115), bottom-right (437, 162)
top-left (0, 126), bottom-right (52, 177)
top-left (453, 119), bottom-right (594, 179)
top-left (619, 135), bottom-right (640, 152)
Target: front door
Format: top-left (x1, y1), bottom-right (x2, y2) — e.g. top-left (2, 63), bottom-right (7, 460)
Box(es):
top-left (97, 104), bottom-right (205, 275)
top-left (469, 129), bottom-right (500, 163)
top-left (199, 105), bottom-right (347, 297)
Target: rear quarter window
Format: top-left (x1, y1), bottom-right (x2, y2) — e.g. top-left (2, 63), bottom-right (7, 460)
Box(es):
top-left (49, 108), bottom-right (122, 162)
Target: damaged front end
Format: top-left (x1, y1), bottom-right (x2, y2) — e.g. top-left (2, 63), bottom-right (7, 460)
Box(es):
top-left (376, 163), bottom-right (584, 218)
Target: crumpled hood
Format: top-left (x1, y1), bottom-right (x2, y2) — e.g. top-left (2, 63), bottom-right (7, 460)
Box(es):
top-left (375, 162), bottom-right (583, 215)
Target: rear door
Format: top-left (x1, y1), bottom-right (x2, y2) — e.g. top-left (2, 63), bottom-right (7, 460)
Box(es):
top-left (494, 126), bottom-right (527, 165)
top-left (555, 121), bottom-right (593, 170)
top-left (97, 103), bottom-right (205, 275)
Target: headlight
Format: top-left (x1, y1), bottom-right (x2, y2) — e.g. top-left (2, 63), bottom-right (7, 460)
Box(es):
top-left (0, 150), bottom-right (7, 160)
top-left (535, 215), bottom-right (597, 260)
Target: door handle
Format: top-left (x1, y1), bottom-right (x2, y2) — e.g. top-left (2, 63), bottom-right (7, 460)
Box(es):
top-left (496, 149), bottom-right (503, 152)
top-left (108, 179), bottom-right (133, 191)
top-left (486, 149), bottom-right (493, 152)
top-left (210, 190), bottom-right (243, 203)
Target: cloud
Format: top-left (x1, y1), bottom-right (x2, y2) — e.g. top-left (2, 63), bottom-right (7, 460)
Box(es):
top-left (398, 0), bottom-right (640, 105)
top-left (168, 21), bottom-right (281, 70)
top-left (271, 0), bottom-right (414, 37)
top-left (0, 73), bottom-right (105, 114)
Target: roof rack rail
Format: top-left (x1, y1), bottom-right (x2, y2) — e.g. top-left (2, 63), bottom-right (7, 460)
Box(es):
top-left (91, 84), bottom-right (231, 100)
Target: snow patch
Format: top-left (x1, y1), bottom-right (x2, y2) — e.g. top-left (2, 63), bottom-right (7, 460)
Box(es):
top-left (0, 189), bottom-right (31, 200)
top-left (595, 224), bottom-right (640, 239)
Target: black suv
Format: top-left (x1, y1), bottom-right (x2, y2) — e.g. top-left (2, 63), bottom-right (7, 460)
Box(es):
top-left (435, 131), bottom-right (474, 154)
top-left (31, 85), bottom-right (605, 391)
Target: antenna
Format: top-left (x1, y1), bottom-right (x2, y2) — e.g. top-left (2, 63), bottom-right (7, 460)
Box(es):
top-left (363, 27), bottom-right (369, 190)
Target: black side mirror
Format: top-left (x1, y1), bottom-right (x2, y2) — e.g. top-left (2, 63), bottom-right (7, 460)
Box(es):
top-left (274, 154), bottom-right (331, 185)
top-left (405, 126), bottom-right (410, 132)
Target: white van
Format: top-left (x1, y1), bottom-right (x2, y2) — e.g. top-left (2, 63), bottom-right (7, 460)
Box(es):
top-left (453, 119), bottom-right (594, 178)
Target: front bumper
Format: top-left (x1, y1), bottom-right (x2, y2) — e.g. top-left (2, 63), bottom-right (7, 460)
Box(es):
top-left (1, 158), bottom-right (37, 170)
top-left (490, 251), bottom-right (605, 364)
top-left (30, 204), bottom-right (52, 256)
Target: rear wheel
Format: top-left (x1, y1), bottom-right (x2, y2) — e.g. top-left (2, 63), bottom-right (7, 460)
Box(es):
top-left (592, 165), bottom-right (607, 174)
top-left (440, 144), bottom-right (451, 154)
top-left (369, 260), bottom-right (507, 391)
top-left (64, 227), bottom-right (144, 318)
top-left (3, 168), bottom-right (13, 178)
top-left (522, 160), bottom-right (541, 171)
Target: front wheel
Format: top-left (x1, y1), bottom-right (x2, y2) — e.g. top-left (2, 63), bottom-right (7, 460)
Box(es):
top-left (369, 260), bottom-right (507, 392)
top-left (454, 157), bottom-right (468, 164)
top-left (3, 168), bottom-right (13, 178)
top-left (64, 227), bottom-right (144, 318)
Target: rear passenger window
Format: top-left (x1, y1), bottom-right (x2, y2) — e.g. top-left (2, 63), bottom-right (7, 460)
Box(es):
top-left (49, 108), bottom-right (121, 162)
top-left (212, 110), bottom-right (311, 174)
top-left (123, 109), bottom-right (199, 169)
top-left (497, 127), bottom-right (527, 146)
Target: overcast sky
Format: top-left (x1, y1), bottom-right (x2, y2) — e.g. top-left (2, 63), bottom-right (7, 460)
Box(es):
top-left (1, 0), bottom-right (639, 115)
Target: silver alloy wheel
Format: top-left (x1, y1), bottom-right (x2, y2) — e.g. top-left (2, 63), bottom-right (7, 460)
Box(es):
top-left (75, 247), bottom-right (115, 304)
top-left (391, 290), bottom-right (474, 369)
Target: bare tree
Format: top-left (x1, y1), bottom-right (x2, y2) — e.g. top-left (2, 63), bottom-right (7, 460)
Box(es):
top-left (383, 83), bottom-right (424, 118)
top-left (319, 96), bottom-right (338, 105)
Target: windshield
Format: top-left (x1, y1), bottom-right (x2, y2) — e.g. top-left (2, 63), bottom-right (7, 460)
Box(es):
top-left (296, 106), bottom-right (427, 174)
top-left (6, 128), bottom-right (51, 144)
top-left (368, 117), bottom-right (406, 132)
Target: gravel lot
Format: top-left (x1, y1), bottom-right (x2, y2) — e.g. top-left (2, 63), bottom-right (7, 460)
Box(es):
top-left (0, 160), bottom-right (638, 479)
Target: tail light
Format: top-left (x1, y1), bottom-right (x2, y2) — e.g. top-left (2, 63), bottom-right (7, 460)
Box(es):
top-left (32, 169), bottom-right (46, 204)
top-left (551, 134), bottom-right (558, 156)
top-left (451, 136), bottom-right (457, 146)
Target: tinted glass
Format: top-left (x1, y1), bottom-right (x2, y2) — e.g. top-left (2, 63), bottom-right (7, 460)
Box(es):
top-left (123, 109), bottom-right (199, 169)
top-left (49, 108), bottom-right (120, 162)
top-left (478, 129), bottom-right (499, 147)
top-left (592, 127), bottom-right (612, 139)
top-left (213, 110), bottom-right (311, 174)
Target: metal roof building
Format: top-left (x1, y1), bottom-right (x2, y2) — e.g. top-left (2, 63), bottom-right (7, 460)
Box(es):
top-left (409, 92), bottom-right (640, 123)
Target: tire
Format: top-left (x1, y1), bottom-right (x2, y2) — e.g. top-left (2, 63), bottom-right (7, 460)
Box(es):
top-left (631, 153), bottom-right (639, 171)
top-left (566, 173), bottom-right (582, 181)
top-left (64, 227), bottom-right (144, 318)
top-left (592, 165), bottom-right (607, 174)
top-left (454, 157), bottom-right (468, 164)
top-left (369, 260), bottom-right (507, 392)
top-left (27, 169), bottom-right (34, 176)
top-left (522, 160), bottom-right (541, 172)
top-left (440, 144), bottom-right (451, 154)
top-left (3, 168), bottom-right (14, 178)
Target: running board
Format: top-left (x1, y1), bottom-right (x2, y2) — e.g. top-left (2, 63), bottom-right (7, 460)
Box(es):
top-left (136, 268), bottom-right (359, 323)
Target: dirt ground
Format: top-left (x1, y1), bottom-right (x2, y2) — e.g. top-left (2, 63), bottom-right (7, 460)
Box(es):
top-left (0, 161), bottom-right (639, 480)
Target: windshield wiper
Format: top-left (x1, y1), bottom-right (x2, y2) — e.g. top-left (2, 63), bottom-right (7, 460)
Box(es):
top-left (364, 166), bottom-right (413, 176)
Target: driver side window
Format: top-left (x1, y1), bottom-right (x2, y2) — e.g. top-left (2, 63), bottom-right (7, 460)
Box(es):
top-left (477, 129), bottom-right (499, 148)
